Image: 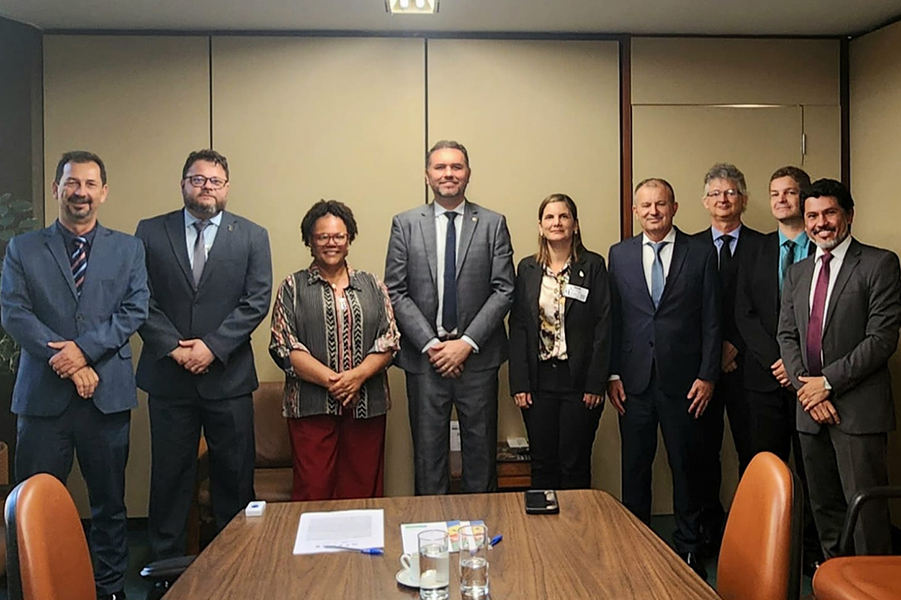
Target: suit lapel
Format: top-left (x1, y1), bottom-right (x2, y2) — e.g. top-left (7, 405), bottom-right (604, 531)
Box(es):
top-left (456, 202), bottom-right (477, 275)
top-left (625, 235), bottom-right (655, 310)
top-left (660, 230), bottom-right (688, 309)
top-left (793, 255), bottom-right (816, 343)
top-left (43, 225), bottom-right (78, 299)
top-left (418, 205), bottom-right (438, 286)
top-left (164, 211), bottom-right (194, 287)
top-left (197, 211), bottom-right (235, 289)
top-left (762, 233), bottom-right (781, 313)
top-left (563, 255), bottom-right (586, 315)
top-left (523, 260), bottom-right (542, 329)
top-left (823, 239), bottom-right (861, 333)
top-left (80, 224), bottom-right (112, 300)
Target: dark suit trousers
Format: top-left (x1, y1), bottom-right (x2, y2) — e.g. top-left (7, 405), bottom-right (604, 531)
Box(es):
top-left (522, 360), bottom-right (602, 490)
top-left (406, 367), bottom-right (498, 495)
top-left (800, 427), bottom-right (891, 558)
top-left (16, 399), bottom-right (130, 596)
top-left (619, 370), bottom-right (703, 554)
top-left (148, 393), bottom-right (255, 560)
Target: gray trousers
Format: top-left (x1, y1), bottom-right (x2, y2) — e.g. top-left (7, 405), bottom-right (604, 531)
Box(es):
top-left (406, 367), bottom-right (498, 495)
top-left (799, 427), bottom-right (891, 558)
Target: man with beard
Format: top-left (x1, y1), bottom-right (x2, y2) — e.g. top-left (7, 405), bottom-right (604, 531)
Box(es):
top-left (1, 151), bottom-right (149, 600)
top-left (385, 140), bottom-right (514, 494)
top-left (135, 149), bottom-right (272, 569)
top-left (778, 178), bottom-right (901, 558)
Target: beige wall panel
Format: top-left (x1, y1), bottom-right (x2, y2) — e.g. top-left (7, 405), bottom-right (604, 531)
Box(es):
top-left (802, 105), bottom-right (842, 180)
top-left (428, 39), bottom-right (621, 494)
top-left (43, 35), bottom-right (211, 517)
top-left (211, 36), bottom-right (425, 496)
top-left (632, 38), bottom-right (840, 106)
top-left (850, 20), bottom-right (901, 503)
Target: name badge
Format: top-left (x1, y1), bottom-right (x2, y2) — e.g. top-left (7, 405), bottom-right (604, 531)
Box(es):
top-left (562, 284), bottom-right (589, 302)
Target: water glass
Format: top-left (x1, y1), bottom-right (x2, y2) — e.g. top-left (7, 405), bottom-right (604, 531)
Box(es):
top-left (418, 530), bottom-right (450, 600)
top-left (459, 524), bottom-right (490, 599)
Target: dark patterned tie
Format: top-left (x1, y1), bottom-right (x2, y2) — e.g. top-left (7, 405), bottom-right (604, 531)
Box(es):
top-left (779, 239), bottom-right (795, 293)
top-left (806, 252), bottom-right (833, 376)
top-left (443, 212), bottom-right (458, 333)
top-left (71, 236), bottom-right (88, 297)
top-left (193, 220), bottom-right (209, 287)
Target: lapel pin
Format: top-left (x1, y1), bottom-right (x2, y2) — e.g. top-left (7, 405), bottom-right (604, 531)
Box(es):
top-left (472, 217), bottom-right (477, 222)
top-left (579, 270), bottom-right (584, 277)
top-left (228, 224), bottom-right (235, 232)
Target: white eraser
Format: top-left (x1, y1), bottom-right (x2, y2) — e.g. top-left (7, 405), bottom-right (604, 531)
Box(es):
top-left (245, 500), bottom-right (266, 517)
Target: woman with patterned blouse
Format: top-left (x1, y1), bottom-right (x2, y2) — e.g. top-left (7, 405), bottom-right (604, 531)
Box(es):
top-left (269, 200), bottom-right (400, 501)
top-left (508, 194), bottom-right (612, 489)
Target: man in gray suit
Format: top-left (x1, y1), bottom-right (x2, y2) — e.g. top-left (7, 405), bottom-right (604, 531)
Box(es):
top-left (1, 151), bottom-right (149, 600)
top-left (778, 178), bottom-right (901, 558)
top-left (385, 140), bottom-right (515, 494)
top-left (136, 149), bottom-right (272, 565)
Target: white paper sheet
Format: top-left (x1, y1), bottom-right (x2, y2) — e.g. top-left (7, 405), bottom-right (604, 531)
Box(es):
top-left (293, 509), bottom-right (385, 555)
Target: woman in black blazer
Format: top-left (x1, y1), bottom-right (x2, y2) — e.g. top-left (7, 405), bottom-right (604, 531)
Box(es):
top-left (508, 194), bottom-right (612, 489)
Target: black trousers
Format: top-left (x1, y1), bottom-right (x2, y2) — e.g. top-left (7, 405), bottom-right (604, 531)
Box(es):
top-left (148, 393), bottom-right (255, 560)
top-left (521, 360), bottom-right (602, 490)
top-left (16, 400), bottom-right (130, 596)
top-left (619, 370), bottom-right (703, 554)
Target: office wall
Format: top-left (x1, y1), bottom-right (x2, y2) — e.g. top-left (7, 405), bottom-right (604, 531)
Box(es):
top-left (850, 20), bottom-right (901, 499)
top-left (631, 37), bottom-right (842, 512)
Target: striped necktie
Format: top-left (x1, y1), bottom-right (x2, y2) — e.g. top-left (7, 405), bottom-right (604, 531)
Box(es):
top-left (71, 236), bottom-right (88, 297)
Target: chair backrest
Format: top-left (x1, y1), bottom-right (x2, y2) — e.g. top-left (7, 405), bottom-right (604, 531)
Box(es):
top-left (4, 473), bottom-right (95, 600)
top-left (253, 381), bottom-right (293, 468)
top-left (717, 452), bottom-right (802, 600)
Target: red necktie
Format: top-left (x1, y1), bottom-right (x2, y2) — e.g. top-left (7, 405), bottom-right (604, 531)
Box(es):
top-left (805, 252), bottom-right (833, 376)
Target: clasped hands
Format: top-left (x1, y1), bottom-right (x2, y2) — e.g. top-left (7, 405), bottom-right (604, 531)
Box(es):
top-left (428, 339), bottom-right (472, 378)
top-left (797, 375), bottom-right (840, 425)
top-left (48, 340), bottom-right (97, 399)
top-left (170, 339), bottom-right (215, 375)
top-left (327, 368), bottom-right (366, 407)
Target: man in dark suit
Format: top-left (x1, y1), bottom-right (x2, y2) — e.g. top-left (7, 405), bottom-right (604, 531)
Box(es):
top-left (385, 140), bottom-right (515, 495)
top-left (778, 178), bottom-right (901, 558)
top-left (1, 151), bottom-right (149, 600)
top-left (607, 178), bottom-right (721, 579)
top-left (136, 149), bottom-right (272, 563)
top-left (692, 163), bottom-right (764, 554)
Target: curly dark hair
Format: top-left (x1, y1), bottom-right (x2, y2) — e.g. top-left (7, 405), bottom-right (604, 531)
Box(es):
top-left (300, 200), bottom-right (358, 247)
top-left (182, 149), bottom-right (229, 180)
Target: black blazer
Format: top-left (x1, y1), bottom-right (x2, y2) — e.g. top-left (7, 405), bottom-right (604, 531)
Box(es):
top-left (508, 250), bottom-right (611, 396)
top-left (135, 209), bottom-right (273, 399)
top-left (735, 231), bottom-right (814, 393)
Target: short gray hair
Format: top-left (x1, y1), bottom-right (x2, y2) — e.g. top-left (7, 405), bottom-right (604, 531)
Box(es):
top-left (704, 163), bottom-right (747, 197)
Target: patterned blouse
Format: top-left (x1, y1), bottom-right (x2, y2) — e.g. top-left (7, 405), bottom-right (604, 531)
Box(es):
top-left (538, 262), bottom-right (570, 361)
top-left (269, 264), bottom-right (400, 419)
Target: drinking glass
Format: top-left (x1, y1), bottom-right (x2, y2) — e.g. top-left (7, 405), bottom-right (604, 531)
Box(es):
top-left (459, 525), bottom-right (490, 600)
top-left (418, 530), bottom-right (450, 600)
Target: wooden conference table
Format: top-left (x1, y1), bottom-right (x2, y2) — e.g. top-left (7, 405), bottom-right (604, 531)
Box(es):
top-left (165, 490), bottom-right (718, 600)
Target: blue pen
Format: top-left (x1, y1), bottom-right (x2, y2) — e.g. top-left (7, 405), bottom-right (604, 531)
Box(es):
top-left (322, 545), bottom-right (384, 555)
top-left (489, 535), bottom-right (503, 548)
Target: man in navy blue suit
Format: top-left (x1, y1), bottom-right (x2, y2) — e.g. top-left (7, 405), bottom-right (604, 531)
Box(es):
top-left (606, 178), bottom-right (721, 580)
top-left (1, 151), bottom-right (149, 600)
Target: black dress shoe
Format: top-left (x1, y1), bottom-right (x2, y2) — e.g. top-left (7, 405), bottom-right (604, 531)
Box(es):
top-left (680, 551), bottom-right (708, 581)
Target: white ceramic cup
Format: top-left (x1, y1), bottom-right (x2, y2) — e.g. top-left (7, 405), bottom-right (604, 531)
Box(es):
top-left (400, 552), bottom-right (421, 586)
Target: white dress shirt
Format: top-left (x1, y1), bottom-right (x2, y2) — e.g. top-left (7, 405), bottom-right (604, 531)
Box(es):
top-left (806, 234), bottom-right (852, 389)
top-left (641, 228), bottom-right (678, 295)
top-left (184, 209), bottom-right (222, 268)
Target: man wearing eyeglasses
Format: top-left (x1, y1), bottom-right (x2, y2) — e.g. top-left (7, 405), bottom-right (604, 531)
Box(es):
top-left (692, 163), bottom-right (764, 557)
top-left (135, 149), bottom-right (272, 569)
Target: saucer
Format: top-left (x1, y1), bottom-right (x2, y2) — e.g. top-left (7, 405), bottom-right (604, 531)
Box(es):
top-left (396, 569), bottom-right (419, 588)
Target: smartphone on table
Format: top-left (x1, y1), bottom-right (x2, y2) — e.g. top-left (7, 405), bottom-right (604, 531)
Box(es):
top-left (524, 490), bottom-right (559, 514)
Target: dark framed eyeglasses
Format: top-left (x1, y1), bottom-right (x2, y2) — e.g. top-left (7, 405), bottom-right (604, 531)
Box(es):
top-left (184, 175), bottom-right (228, 190)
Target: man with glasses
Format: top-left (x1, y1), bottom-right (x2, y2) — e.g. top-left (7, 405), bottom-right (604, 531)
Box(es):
top-left (135, 149), bottom-right (272, 572)
top-left (692, 163), bottom-right (764, 556)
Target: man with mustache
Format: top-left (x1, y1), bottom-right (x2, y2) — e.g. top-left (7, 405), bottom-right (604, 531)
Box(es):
top-left (1, 151), bottom-right (149, 600)
top-left (778, 178), bottom-right (901, 558)
top-left (135, 149), bottom-right (272, 573)
top-left (385, 140), bottom-right (515, 494)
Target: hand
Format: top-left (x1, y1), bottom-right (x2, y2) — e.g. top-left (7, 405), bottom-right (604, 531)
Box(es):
top-left (48, 340), bottom-right (88, 378)
top-left (723, 360), bottom-right (738, 373)
top-left (687, 379), bottom-right (715, 418)
top-left (328, 369), bottom-right (367, 407)
top-left (721, 341), bottom-right (739, 372)
top-left (771, 358), bottom-right (792, 388)
top-left (798, 376), bottom-right (830, 411)
top-left (606, 379), bottom-right (626, 415)
top-left (513, 392), bottom-right (532, 408)
top-left (809, 399), bottom-right (840, 425)
top-left (70, 366), bottom-right (99, 399)
top-left (583, 393), bottom-right (603, 409)
top-left (428, 340), bottom-right (472, 378)
top-left (169, 346), bottom-right (191, 367)
top-left (177, 339), bottom-right (215, 374)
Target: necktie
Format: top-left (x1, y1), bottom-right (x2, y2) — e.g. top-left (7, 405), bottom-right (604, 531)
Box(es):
top-left (70, 236), bottom-right (88, 297)
top-left (650, 241), bottom-right (668, 309)
top-left (193, 220), bottom-right (210, 287)
top-left (442, 212), bottom-right (458, 332)
top-left (779, 239), bottom-right (795, 292)
top-left (806, 252), bottom-right (833, 376)
top-left (719, 234), bottom-right (734, 273)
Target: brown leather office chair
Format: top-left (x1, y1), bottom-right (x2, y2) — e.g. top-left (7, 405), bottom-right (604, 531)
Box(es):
top-left (4, 473), bottom-right (95, 600)
top-left (717, 451), bottom-right (802, 600)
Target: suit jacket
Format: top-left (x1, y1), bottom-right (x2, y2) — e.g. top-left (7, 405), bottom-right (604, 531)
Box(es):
top-left (777, 238), bottom-right (901, 434)
top-left (735, 231), bottom-right (814, 393)
top-left (1, 223), bottom-right (149, 416)
top-left (135, 209), bottom-right (272, 399)
top-left (508, 251), bottom-right (611, 396)
top-left (384, 201), bottom-right (515, 373)
top-left (608, 228), bottom-right (722, 397)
